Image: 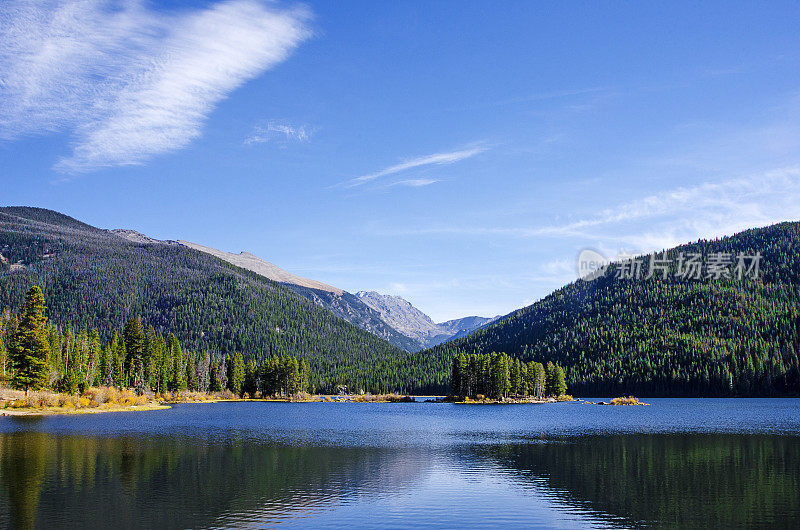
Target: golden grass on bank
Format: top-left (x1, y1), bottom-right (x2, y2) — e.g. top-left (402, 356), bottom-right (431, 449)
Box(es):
top-left (349, 393), bottom-right (414, 403)
top-left (0, 386), bottom-right (159, 413)
top-left (610, 396), bottom-right (643, 405)
top-left (156, 389), bottom-right (235, 403)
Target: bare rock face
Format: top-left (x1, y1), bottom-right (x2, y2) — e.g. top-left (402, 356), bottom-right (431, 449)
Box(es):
top-left (109, 229), bottom-right (165, 245)
top-left (178, 240), bottom-right (343, 295)
top-left (356, 291), bottom-right (498, 348)
top-left (356, 291), bottom-right (441, 343)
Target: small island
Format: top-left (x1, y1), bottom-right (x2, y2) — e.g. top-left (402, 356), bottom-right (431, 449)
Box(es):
top-left (447, 352), bottom-right (572, 403)
top-left (595, 396), bottom-right (649, 406)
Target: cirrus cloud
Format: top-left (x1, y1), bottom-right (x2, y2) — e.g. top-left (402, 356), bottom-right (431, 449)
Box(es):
top-left (0, 0), bottom-right (312, 173)
top-left (337, 145), bottom-right (488, 188)
top-left (387, 178), bottom-right (439, 188)
top-left (245, 120), bottom-right (313, 145)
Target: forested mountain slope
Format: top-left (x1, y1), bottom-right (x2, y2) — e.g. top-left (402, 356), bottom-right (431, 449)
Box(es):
top-left (0, 207), bottom-right (441, 393)
top-left (111, 233), bottom-right (421, 352)
top-left (426, 222), bottom-right (800, 396)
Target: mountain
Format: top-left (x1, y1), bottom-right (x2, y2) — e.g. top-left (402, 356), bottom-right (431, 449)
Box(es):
top-left (438, 315), bottom-right (499, 341)
top-left (356, 291), bottom-right (498, 348)
top-left (110, 229), bottom-right (175, 246)
top-left (0, 206), bottom-right (439, 393)
top-left (356, 291), bottom-right (446, 346)
top-left (178, 240), bottom-right (343, 294)
top-left (174, 241), bottom-right (419, 352)
top-left (426, 222), bottom-right (800, 396)
top-left (110, 231), bottom-right (487, 352)
top-left (100, 229), bottom-right (418, 351)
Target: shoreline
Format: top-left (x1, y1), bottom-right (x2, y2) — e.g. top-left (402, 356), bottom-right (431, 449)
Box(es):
top-left (0, 394), bottom-right (579, 415)
top-left (1, 402), bottom-right (171, 416)
top-left (0, 393), bottom-right (667, 416)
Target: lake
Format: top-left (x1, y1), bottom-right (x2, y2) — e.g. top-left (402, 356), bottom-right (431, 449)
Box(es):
top-left (1, 399), bottom-right (799, 528)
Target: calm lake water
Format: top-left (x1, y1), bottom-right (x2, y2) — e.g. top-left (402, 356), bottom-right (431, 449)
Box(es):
top-left (0, 399), bottom-right (799, 528)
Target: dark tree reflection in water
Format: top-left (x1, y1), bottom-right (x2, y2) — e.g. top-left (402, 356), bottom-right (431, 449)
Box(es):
top-left (480, 434), bottom-right (800, 528)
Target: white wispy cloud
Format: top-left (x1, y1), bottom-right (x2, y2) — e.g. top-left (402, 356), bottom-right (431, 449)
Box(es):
top-left (387, 178), bottom-right (439, 188)
top-left (338, 145), bottom-right (487, 188)
top-left (245, 121), bottom-right (313, 145)
top-left (374, 166), bottom-right (800, 251)
top-left (0, 0), bottom-right (312, 172)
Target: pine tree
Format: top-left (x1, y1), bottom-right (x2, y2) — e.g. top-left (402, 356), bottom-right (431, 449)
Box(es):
top-left (554, 364), bottom-right (567, 396)
top-left (156, 336), bottom-right (169, 393)
top-left (167, 334), bottom-right (185, 391)
top-left (492, 353), bottom-right (510, 399)
top-left (290, 357), bottom-right (300, 395)
top-left (231, 352), bottom-right (245, 396)
top-left (210, 355), bottom-right (225, 392)
top-left (545, 362), bottom-right (557, 397)
top-left (197, 352), bottom-right (211, 393)
top-left (451, 355), bottom-right (461, 396)
top-left (456, 353), bottom-right (468, 396)
top-left (10, 286), bottom-right (50, 395)
top-left (225, 354), bottom-right (233, 392)
top-left (519, 361), bottom-right (528, 396)
top-left (299, 359), bottom-right (310, 394)
top-left (0, 336), bottom-right (6, 382)
top-left (100, 343), bottom-right (112, 387)
top-left (123, 316), bottom-right (144, 389)
top-left (114, 334), bottom-right (126, 389)
top-left (140, 326), bottom-right (155, 389)
top-left (532, 362), bottom-right (546, 399)
top-left (185, 350), bottom-right (197, 391)
top-left (244, 359), bottom-right (258, 396)
top-left (63, 341), bottom-right (82, 394)
top-left (545, 362), bottom-right (567, 397)
top-left (87, 329), bottom-right (101, 387)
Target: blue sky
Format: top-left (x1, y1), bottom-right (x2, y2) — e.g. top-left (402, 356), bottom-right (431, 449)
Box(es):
top-left (2, 0), bottom-right (800, 321)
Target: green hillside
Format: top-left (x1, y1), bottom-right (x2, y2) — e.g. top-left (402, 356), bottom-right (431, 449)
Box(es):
top-left (0, 207), bottom-right (443, 393)
top-left (427, 222), bottom-right (800, 396)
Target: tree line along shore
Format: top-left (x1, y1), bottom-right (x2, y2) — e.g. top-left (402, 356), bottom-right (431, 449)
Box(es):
top-left (1, 285), bottom-right (575, 415)
top-left (0, 286), bottom-right (315, 414)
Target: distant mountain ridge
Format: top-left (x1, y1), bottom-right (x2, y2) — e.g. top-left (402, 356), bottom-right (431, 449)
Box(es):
top-left (356, 290), bottom-right (498, 349)
top-left (110, 229), bottom-right (176, 246)
top-left (439, 315), bottom-right (500, 341)
top-left (178, 240), bottom-right (343, 295)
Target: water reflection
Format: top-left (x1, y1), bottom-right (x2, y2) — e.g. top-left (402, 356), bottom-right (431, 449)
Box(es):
top-left (480, 434), bottom-right (800, 528)
top-left (1, 402), bottom-right (799, 528)
top-left (0, 432), bottom-right (47, 529)
top-left (0, 432), bottom-right (431, 528)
